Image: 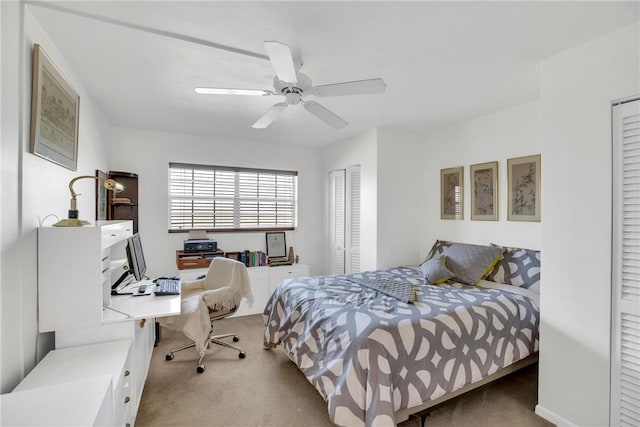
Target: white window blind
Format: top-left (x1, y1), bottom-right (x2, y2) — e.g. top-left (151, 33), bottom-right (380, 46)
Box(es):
top-left (611, 98), bottom-right (640, 427)
top-left (169, 163), bottom-right (298, 231)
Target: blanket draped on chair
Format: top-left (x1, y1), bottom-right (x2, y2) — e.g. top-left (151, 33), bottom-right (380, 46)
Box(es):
top-left (159, 258), bottom-right (254, 357)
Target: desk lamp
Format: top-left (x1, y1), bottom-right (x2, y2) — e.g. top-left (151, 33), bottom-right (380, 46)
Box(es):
top-left (53, 175), bottom-right (124, 227)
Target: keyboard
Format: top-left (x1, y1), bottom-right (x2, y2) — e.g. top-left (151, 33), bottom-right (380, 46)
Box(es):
top-left (154, 277), bottom-right (181, 296)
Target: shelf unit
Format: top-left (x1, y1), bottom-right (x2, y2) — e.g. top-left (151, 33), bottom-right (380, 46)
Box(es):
top-left (108, 171), bottom-right (138, 233)
top-left (38, 221), bottom-right (133, 331)
top-left (13, 340), bottom-right (132, 426)
top-left (175, 249), bottom-right (225, 270)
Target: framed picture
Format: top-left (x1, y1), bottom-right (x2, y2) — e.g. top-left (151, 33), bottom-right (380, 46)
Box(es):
top-left (441, 166), bottom-right (464, 220)
top-left (266, 232), bottom-right (287, 258)
top-left (95, 170), bottom-right (108, 220)
top-left (29, 44), bottom-right (80, 171)
top-left (507, 154), bottom-right (541, 222)
top-left (470, 161), bottom-right (498, 221)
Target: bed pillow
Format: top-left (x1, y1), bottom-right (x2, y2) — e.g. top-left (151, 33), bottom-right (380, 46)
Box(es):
top-left (422, 239), bottom-right (453, 263)
top-left (486, 244), bottom-right (541, 292)
top-left (420, 254), bottom-right (454, 285)
top-left (441, 243), bottom-right (504, 286)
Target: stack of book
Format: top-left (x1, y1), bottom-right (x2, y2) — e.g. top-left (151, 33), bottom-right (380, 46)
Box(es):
top-left (235, 250), bottom-right (267, 267)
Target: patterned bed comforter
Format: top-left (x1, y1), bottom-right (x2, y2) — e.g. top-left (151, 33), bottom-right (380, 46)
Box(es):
top-left (263, 266), bottom-right (540, 427)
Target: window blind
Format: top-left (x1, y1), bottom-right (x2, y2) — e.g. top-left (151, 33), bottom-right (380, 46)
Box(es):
top-left (169, 163), bottom-right (298, 232)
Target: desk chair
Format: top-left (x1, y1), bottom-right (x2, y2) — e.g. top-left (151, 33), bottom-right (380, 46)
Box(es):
top-left (159, 257), bottom-right (254, 373)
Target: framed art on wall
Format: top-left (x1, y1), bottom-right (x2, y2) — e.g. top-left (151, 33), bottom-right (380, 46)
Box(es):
top-left (441, 166), bottom-right (464, 220)
top-left (470, 161), bottom-right (498, 221)
top-left (95, 170), bottom-right (108, 220)
top-left (29, 44), bottom-right (80, 171)
top-left (507, 154), bottom-right (541, 222)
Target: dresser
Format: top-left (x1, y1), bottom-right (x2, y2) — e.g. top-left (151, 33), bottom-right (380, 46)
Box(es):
top-left (12, 340), bottom-right (132, 426)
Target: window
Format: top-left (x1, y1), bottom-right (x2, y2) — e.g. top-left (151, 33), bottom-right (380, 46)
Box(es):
top-left (169, 162), bottom-right (298, 232)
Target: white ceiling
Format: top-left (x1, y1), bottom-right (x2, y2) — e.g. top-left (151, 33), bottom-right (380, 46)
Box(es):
top-left (29, 1), bottom-right (639, 146)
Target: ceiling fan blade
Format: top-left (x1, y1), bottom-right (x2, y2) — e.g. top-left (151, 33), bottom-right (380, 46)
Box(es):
top-left (312, 78), bottom-right (386, 97)
top-left (303, 101), bottom-right (348, 129)
top-left (195, 87), bottom-right (273, 96)
top-left (263, 41), bottom-right (298, 84)
top-left (252, 102), bottom-right (288, 129)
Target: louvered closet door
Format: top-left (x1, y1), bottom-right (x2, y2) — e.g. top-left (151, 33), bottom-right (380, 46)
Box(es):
top-left (329, 169), bottom-right (346, 275)
top-left (345, 166), bottom-right (361, 273)
top-left (611, 98), bottom-right (640, 427)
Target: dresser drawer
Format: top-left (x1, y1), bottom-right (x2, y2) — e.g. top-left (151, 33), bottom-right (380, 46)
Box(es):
top-left (113, 347), bottom-right (133, 426)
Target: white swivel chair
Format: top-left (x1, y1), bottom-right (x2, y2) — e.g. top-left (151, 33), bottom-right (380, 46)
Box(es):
top-left (159, 257), bottom-right (254, 373)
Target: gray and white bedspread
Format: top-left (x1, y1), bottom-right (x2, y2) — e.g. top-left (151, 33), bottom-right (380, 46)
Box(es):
top-left (263, 266), bottom-right (540, 427)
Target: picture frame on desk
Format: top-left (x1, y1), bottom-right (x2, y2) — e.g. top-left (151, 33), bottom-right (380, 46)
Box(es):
top-left (266, 232), bottom-right (287, 258)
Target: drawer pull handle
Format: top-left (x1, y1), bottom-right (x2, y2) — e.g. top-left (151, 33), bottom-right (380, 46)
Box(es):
top-left (111, 234), bottom-right (116, 237)
top-left (126, 424), bottom-right (131, 427)
top-left (124, 396), bottom-right (130, 404)
top-left (124, 370), bottom-right (130, 377)
top-left (139, 319), bottom-right (146, 328)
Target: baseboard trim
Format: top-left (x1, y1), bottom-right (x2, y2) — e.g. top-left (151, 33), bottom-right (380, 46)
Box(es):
top-left (535, 404), bottom-right (578, 427)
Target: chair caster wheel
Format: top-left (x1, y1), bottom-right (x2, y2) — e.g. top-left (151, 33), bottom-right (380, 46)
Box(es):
top-left (239, 352), bottom-right (246, 359)
top-left (197, 365), bottom-right (205, 373)
top-left (233, 336), bottom-right (240, 342)
top-left (165, 353), bottom-right (174, 361)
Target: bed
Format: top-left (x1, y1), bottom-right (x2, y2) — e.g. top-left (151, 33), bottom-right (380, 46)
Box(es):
top-left (263, 241), bottom-right (541, 427)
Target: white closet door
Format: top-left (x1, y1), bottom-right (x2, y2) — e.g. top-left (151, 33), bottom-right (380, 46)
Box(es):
top-left (611, 98), bottom-right (640, 427)
top-left (329, 169), bottom-right (346, 275)
top-left (345, 165), bottom-right (361, 274)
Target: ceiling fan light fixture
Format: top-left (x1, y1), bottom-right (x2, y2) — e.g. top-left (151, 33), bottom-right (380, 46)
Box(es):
top-left (195, 88), bottom-right (271, 96)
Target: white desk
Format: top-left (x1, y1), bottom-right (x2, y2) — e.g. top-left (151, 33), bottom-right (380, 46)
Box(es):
top-left (105, 279), bottom-right (181, 322)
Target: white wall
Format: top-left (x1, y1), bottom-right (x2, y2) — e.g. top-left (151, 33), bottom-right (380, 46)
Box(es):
top-left (417, 100), bottom-right (542, 255)
top-left (110, 127), bottom-right (325, 278)
top-left (323, 130), bottom-right (378, 272)
top-left (536, 22), bottom-right (640, 427)
top-left (1, 0), bottom-right (24, 393)
top-left (376, 128), bottom-right (425, 267)
top-left (1, 2), bottom-right (114, 392)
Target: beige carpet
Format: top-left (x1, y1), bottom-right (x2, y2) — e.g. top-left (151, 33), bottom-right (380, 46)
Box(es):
top-left (136, 314), bottom-right (553, 427)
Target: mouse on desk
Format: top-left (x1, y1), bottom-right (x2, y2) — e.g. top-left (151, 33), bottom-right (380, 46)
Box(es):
top-left (133, 284), bottom-right (150, 296)
top-left (197, 274), bottom-right (206, 280)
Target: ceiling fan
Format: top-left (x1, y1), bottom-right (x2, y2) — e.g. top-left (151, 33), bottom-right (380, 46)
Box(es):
top-left (195, 41), bottom-right (386, 129)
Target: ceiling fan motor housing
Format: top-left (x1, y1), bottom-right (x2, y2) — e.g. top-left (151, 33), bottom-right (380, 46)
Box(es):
top-left (274, 72), bottom-right (312, 104)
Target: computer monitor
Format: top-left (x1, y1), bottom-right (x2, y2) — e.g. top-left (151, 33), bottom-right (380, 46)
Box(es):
top-left (126, 233), bottom-right (147, 281)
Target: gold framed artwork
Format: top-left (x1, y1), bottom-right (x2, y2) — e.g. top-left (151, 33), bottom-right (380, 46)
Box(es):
top-left (440, 166), bottom-right (463, 220)
top-left (29, 44), bottom-right (80, 171)
top-left (507, 154), bottom-right (541, 222)
top-left (470, 161), bottom-right (498, 221)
